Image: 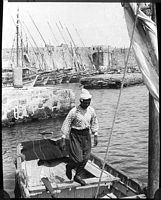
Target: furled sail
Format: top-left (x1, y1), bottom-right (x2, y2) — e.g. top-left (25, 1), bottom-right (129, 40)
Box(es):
top-left (123, 3), bottom-right (159, 112)
top-left (23, 52), bottom-right (31, 63)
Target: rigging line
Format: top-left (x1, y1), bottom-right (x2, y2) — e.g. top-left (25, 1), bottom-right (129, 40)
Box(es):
top-left (56, 22), bottom-right (67, 45)
top-left (38, 133), bottom-right (53, 161)
top-left (47, 21), bottom-right (59, 46)
top-left (46, 139), bottom-right (56, 159)
top-left (73, 25), bottom-right (85, 47)
top-left (25, 37), bottom-right (42, 71)
top-left (21, 20), bottom-right (48, 71)
top-left (9, 35), bottom-right (16, 68)
top-left (59, 20), bottom-right (69, 44)
top-left (66, 26), bottom-right (82, 71)
top-left (57, 21), bottom-right (75, 57)
top-left (38, 139), bottom-right (46, 160)
top-left (10, 16), bottom-right (18, 68)
top-left (60, 21), bottom-right (82, 70)
top-left (73, 24), bottom-right (94, 69)
top-left (20, 22), bottom-right (43, 71)
top-left (94, 4), bottom-right (141, 198)
top-left (38, 133), bottom-right (57, 162)
top-left (13, 20), bottom-right (39, 73)
top-left (65, 26), bottom-right (76, 48)
top-left (32, 140), bottom-right (40, 160)
top-left (28, 13), bottom-right (46, 45)
top-left (57, 22), bottom-right (79, 71)
top-left (56, 21), bottom-right (69, 69)
top-left (28, 12), bottom-right (56, 70)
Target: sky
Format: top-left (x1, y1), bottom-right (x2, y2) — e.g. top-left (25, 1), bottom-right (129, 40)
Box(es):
top-left (2, 1), bottom-right (131, 49)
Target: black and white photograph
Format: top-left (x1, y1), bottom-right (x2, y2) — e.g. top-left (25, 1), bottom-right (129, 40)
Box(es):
top-left (1, 1), bottom-right (159, 199)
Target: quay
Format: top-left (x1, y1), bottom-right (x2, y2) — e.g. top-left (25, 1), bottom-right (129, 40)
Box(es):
top-left (2, 87), bottom-right (75, 127)
top-left (80, 72), bottom-right (144, 89)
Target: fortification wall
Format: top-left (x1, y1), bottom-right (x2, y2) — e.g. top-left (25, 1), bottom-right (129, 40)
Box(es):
top-left (111, 48), bottom-right (138, 70)
top-left (2, 46), bottom-right (138, 72)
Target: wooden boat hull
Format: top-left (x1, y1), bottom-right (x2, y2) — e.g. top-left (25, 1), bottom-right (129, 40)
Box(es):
top-left (14, 138), bottom-right (146, 198)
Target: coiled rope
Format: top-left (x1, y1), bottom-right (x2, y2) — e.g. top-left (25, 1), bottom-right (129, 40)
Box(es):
top-left (95, 4), bottom-right (140, 198)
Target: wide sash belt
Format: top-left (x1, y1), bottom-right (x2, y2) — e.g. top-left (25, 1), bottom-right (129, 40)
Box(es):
top-left (71, 128), bottom-right (89, 135)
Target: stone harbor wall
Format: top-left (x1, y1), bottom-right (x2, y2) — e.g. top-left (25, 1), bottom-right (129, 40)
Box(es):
top-left (80, 73), bottom-right (143, 89)
top-left (2, 87), bottom-right (75, 127)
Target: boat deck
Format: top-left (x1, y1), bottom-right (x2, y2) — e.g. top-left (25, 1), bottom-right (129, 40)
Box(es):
top-left (20, 158), bottom-right (120, 198)
top-left (15, 139), bottom-right (146, 198)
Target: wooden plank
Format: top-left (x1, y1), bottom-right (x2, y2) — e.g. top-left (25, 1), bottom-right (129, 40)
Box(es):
top-left (76, 183), bottom-right (108, 190)
top-left (74, 187), bottom-right (85, 198)
top-left (59, 188), bottom-right (75, 198)
top-left (111, 181), bottom-right (139, 197)
top-left (28, 176), bottom-right (120, 192)
top-left (82, 187), bottom-right (93, 198)
top-left (121, 194), bottom-right (146, 199)
top-left (21, 159), bottom-right (43, 187)
top-left (85, 160), bottom-right (114, 178)
top-left (76, 184), bottom-right (109, 198)
top-left (101, 193), bottom-right (117, 198)
top-left (76, 185), bottom-right (110, 198)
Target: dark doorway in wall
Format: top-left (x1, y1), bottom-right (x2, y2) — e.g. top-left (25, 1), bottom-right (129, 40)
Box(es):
top-left (92, 51), bottom-right (103, 70)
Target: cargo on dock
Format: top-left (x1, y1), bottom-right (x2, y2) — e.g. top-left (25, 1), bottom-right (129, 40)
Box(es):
top-left (80, 73), bottom-right (144, 89)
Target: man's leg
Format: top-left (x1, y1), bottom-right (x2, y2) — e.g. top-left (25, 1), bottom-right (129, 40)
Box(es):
top-left (66, 159), bottom-right (77, 180)
top-left (75, 160), bottom-right (87, 177)
top-left (66, 131), bottom-right (83, 180)
top-left (74, 132), bottom-right (91, 186)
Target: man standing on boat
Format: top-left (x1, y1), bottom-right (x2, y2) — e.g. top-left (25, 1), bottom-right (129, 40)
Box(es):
top-left (61, 88), bottom-right (99, 186)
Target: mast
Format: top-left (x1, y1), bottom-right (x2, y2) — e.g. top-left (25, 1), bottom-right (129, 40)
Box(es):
top-left (16, 8), bottom-right (19, 69)
top-left (13, 8), bottom-right (23, 88)
top-left (66, 26), bottom-right (82, 71)
top-left (148, 3), bottom-right (160, 198)
top-left (21, 29), bottom-right (23, 68)
top-left (29, 13), bottom-right (56, 71)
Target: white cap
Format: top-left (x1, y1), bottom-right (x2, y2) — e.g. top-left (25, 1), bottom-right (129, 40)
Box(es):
top-left (80, 88), bottom-right (92, 100)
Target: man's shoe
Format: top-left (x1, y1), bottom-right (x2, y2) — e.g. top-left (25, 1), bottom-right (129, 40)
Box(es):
top-left (37, 160), bottom-right (44, 166)
top-left (51, 192), bottom-right (56, 198)
top-left (74, 175), bottom-right (86, 186)
top-left (66, 165), bottom-right (72, 180)
top-left (51, 194), bottom-right (56, 198)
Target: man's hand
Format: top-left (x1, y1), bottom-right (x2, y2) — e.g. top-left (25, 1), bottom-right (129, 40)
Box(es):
top-left (60, 138), bottom-right (66, 151)
top-left (94, 135), bottom-right (98, 147)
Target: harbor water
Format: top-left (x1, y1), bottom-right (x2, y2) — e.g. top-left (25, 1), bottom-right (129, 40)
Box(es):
top-left (2, 83), bottom-right (149, 198)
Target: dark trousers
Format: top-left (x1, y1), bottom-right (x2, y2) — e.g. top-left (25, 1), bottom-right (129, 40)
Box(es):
top-left (67, 128), bottom-right (91, 177)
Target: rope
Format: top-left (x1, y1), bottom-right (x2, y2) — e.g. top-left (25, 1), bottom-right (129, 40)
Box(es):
top-left (9, 35), bottom-right (16, 69)
top-left (94, 4), bottom-right (140, 198)
top-left (38, 139), bottom-right (46, 160)
top-left (32, 140), bottom-right (40, 159)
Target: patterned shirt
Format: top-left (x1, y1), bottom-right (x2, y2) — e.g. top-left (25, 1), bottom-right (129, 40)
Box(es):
top-left (61, 105), bottom-right (99, 138)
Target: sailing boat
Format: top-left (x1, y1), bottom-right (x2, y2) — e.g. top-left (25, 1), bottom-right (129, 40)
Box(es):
top-left (14, 2), bottom-right (159, 198)
top-left (2, 9), bottom-right (41, 88)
